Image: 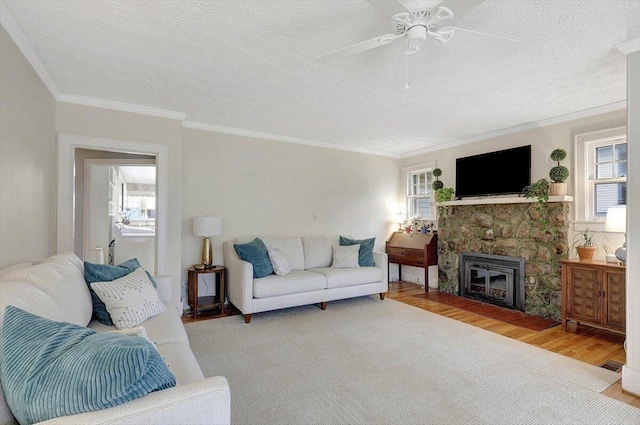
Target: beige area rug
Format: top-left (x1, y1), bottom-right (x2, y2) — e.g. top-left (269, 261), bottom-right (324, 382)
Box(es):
top-left (185, 297), bottom-right (640, 425)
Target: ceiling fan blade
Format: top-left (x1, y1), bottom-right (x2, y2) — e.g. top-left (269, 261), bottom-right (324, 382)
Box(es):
top-left (438, 26), bottom-right (519, 58)
top-left (437, 0), bottom-right (485, 17)
top-left (314, 34), bottom-right (403, 63)
top-left (366, 0), bottom-right (413, 16)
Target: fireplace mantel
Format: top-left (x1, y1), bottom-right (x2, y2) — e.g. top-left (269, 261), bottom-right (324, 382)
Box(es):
top-left (436, 195), bottom-right (573, 207)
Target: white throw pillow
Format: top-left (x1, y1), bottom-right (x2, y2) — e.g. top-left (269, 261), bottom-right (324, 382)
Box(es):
top-left (90, 267), bottom-right (166, 329)
top-left (332, 244), bottom-right (360, 268)
top-left (268, 247), bottom-right (292, 276)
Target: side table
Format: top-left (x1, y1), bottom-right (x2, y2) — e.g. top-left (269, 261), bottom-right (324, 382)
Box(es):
top-left (187, 266), bottom-right (226, 318)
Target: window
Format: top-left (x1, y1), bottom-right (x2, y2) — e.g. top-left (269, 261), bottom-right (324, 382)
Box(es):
top-left (406, 166), bottom-right (434, 219)
top-left (575, 127), bottom-right (627, 222)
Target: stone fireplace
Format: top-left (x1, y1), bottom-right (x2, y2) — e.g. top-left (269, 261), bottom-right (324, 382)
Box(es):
top-left (437, 201), bottom-right (570, 319)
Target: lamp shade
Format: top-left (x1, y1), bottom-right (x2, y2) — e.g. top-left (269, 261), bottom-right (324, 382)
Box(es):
top-left (192, 216), bottom-right (222, 237)
top-left (604, 206), bottom-right (626, 233)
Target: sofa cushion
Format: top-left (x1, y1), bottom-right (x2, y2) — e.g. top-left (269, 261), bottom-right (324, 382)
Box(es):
top-left (332, 244), bottom-right (360, 268)
top-left (237, 236), bottom-right (305, 271)
top-left (308, 267), bottom-right (383, 289)
top-left (0, 306), bottom-right (176, 425)
top-left (340, 236), bottom-right (376, 267)
top-left (234, 238), bottom-right (273, 278)
top-left (90, 268), bottom-right (167, 329)
top-left (302, 235), bottom-right (340, 269)
top-left (0, 252), bottom-right (92, 329)
top-left (268, 248), bottom-right (291, 276)
top-left (253, 271), bottom-right (326, 298)
top-left (84, 258), bottom-right (158, 326)
top-left (154, 342), bottom-right (205, 385)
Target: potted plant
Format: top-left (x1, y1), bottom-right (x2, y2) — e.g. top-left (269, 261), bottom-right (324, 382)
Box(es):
top-left (525, 178), bottom-right (550, 230)
top-left (549, 149), bottom-right (569, 196)
top-left (432, 168), bottom-right (443, 194)
top-left (572, 228), bottom-right (610, 262)
top-left (435, 187), bottom-right (454, 218)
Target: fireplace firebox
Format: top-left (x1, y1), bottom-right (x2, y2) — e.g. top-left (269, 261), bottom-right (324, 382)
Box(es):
top-left (459, 252), bottom-right (525, 311)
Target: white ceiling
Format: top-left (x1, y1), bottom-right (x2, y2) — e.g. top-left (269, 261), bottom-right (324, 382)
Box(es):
top-left (2, 0), bottom-right (638, 156)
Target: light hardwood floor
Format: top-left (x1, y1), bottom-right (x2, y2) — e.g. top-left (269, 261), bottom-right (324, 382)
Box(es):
top-left (387, 281), bottom-right (640, 408)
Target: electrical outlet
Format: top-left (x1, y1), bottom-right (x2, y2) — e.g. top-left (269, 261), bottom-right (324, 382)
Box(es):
top-left (313, 213), bottom-right (319, 222)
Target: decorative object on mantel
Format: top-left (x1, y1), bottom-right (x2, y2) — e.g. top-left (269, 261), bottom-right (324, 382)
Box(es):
top-left (605, 205), bottom-right (627, 263)
top-left (549, 149), bottom-right (569, 196)
top-left (435, 187), bottom-right (455, 218)
top-left (431, 168), bottom-right (443, 192)
top-left (572, 227), bottom-right (609, 262)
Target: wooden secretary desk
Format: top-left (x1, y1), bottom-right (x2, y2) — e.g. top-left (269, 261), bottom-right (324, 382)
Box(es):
top-left (386, 232), bottom-right (438, 292)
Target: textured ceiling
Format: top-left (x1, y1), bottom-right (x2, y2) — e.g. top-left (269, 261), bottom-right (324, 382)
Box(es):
top-left (3, 0), bottom-right (638, 155)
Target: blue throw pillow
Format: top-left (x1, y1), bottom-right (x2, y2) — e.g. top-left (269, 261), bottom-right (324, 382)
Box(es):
top-left (340, 236), bottom-right (376, 267)
top-left (0, 306), bottom-right (176, 425)
top-left (84, 258), bottom-right (157, 326)
top-left (234, 238), bottom-right (273, 278)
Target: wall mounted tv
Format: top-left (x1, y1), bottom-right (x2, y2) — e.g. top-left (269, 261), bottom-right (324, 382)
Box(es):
top-left (455, 145), bottom-right (531, 199)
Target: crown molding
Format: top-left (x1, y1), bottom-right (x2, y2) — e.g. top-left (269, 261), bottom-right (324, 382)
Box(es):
top-left (616, 37), bottom-right (640, 54)
top-left (0, 1), bottom-right (60, 98)
top-left (58, 94), bottom-right (187, 120)
top-left (400, 101), bottom-right (627, 158)
top-left (183, 121), bottom-right (401, 158)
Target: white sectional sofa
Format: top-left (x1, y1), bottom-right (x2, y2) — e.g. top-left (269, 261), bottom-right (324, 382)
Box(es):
top-left (224, 235), bottom-right (388, 323)
top-left (0, 253), bottom-right (230, 425)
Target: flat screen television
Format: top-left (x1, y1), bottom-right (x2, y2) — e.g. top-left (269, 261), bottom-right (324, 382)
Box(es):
top-left (455, 145), bottom-right (531, 199)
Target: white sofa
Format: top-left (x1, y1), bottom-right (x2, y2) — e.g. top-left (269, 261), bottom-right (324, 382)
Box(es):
top-left (224, 235), bottom-right (388, 323)
top-left (0, 253), bottom-right (230, 425)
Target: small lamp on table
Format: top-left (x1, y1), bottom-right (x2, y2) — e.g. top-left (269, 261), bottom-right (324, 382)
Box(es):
top-left (605, 205), bottom-right (626, 263)
top-left (192, 216), bottom-right (222, 269)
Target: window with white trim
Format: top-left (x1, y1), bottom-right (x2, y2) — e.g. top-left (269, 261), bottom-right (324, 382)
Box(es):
top-left (575, 127), bottom-right (627, 222)
top-left (407, 168), bottom-right (434, 219)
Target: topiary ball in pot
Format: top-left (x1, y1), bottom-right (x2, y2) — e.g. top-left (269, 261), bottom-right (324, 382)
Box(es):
top-left (432, 180), bottom-right (444, 191)
top-left (550, 149), bottom-right (567, 164)
top-left (549, 165), bottom-right (569, 183)
top-left (432, 168), bottom-right (442, 178)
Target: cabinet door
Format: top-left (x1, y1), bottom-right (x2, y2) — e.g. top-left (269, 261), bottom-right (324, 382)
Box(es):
top-left (567, 266), bottom-right (600, 325)
top-left (602, 270), bottom-right (626, 332)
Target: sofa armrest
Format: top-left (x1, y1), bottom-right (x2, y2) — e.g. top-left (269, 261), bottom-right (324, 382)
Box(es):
top-left (373, 251), bottom-right (389, 289)
top-left (223, 241), bottom-right (254, 315)
top-left (38, 376), bottom-right (230, 425)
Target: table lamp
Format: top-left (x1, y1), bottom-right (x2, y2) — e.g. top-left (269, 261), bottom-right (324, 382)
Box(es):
top-left (192, 216), bottom-right (222, 269)
top-left (605, 205), bottom-right (626, 263)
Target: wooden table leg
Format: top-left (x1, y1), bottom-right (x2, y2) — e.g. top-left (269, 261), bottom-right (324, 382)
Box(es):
top-left (220, 269), bottom-right (225, 315)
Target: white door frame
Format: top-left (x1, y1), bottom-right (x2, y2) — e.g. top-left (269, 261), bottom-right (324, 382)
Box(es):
top-left (57, 133), bottom-right (168, 275)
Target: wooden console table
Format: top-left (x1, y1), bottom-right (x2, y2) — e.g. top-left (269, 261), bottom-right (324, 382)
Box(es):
top-left (386, 232), bottom-right (438, 292)
top-left (561, 259), bottom-right (625, 334)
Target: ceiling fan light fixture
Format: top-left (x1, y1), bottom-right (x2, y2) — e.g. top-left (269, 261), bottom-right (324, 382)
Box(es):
top-left (406, 25), bottom-right (427, 53)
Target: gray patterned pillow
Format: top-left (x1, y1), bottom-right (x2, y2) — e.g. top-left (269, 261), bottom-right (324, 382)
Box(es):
top-left (268, 247), bottom-right (291, 276)
top-left (332, 244), bottom-right (360, 268)
top-left (90, 268), bottom-right (166, 329)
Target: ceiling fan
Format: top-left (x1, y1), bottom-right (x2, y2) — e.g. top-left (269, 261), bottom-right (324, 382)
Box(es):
top-left (315, 0), bottom-right (520, 87)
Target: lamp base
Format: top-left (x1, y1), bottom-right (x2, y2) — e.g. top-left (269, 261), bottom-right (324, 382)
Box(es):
top-left (615, 245), bottom-right (626, 263)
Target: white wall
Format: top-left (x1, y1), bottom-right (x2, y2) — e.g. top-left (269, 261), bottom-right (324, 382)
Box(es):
top-left (402, 109), bottom-right (628, 262)
top-left (181, 128), bottom-right (400, 295)
top-left (56, 103), bottom-right (184, 304)
top-left (0, 27), bottom-right (56, 268)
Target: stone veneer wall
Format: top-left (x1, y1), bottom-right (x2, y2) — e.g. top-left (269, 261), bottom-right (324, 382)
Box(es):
top-left (437, 202), bottom-right (570, 319)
